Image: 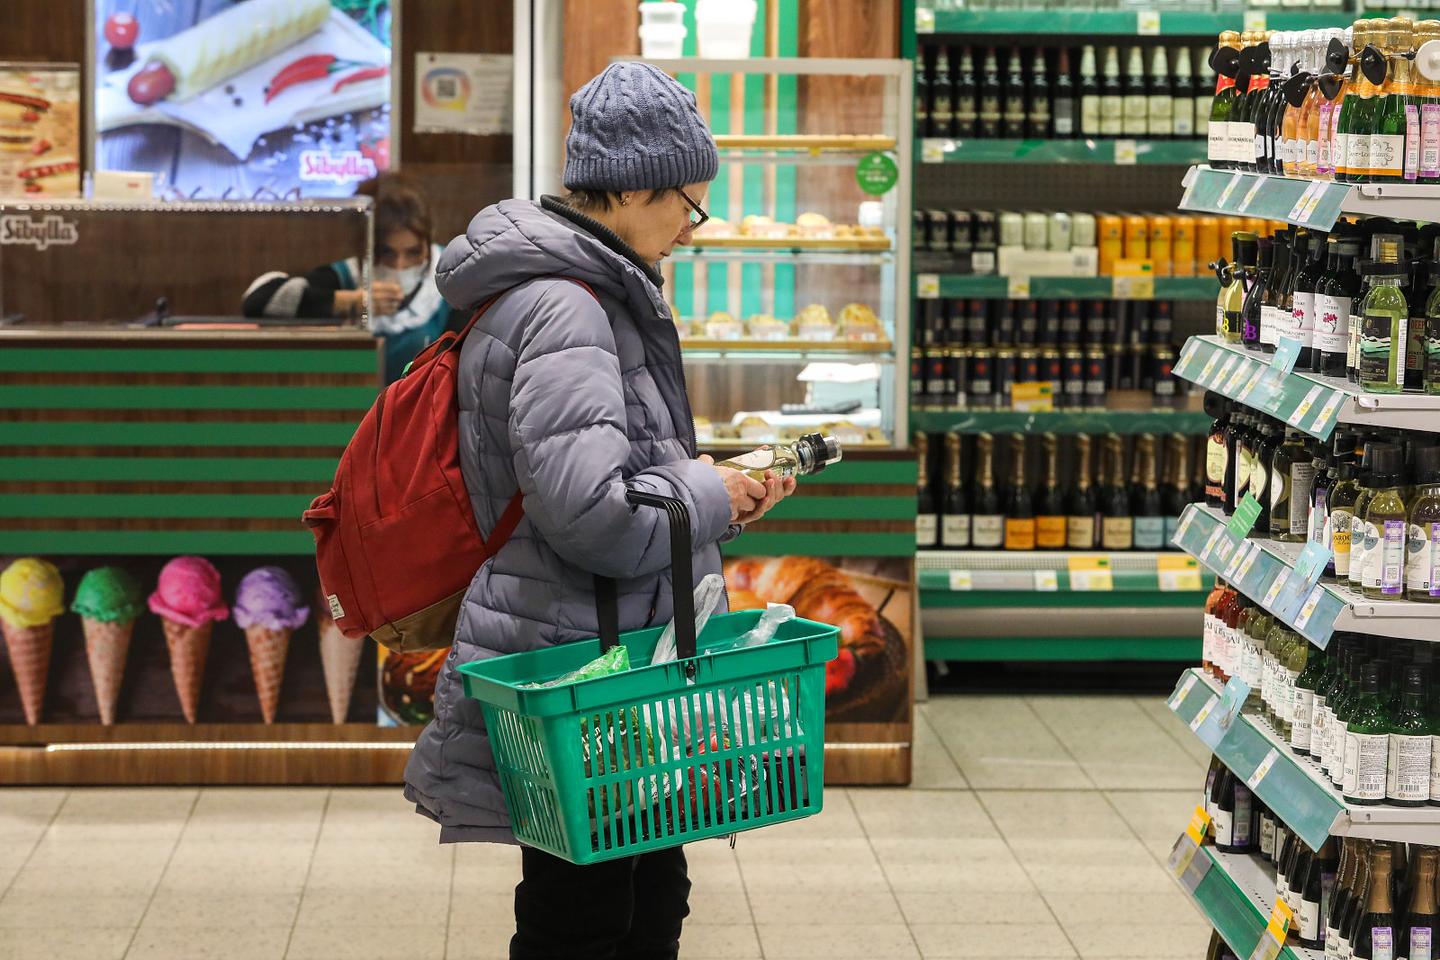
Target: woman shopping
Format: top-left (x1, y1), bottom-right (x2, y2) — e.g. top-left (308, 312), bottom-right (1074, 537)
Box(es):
top-left (402, 62), bottom-right (796, 959)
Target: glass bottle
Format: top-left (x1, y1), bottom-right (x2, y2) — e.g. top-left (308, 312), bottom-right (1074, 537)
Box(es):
top-left (1226, 232), bottom-right (1257, 344)
top-left (1253, 417), bottom-right (1284, 537)
top-left (1351, 444), bottom-right (1381, 594)
top-left (1050, 47), bottom-right (1074, 139)
top-left (1309, 440), bottom-right (1333, 556)
top-left (1026, 47), bottom-right (1050, 139)
top-left (1330, 439), bottom-right (1363, 583)
top-left (1293, 229), bottom-right (1327, 369)
top-left (1358, 234), bottom-right (1411, 393)
top-left (1172, 46), bottom-right (1196, 141)
top-left (1354, 843), bottom-right (1397, 960)
top-left (1067, 434), bottom-right (1098, 550)
top-left (1163, 433), bottom-right (1192, 547)
top-left (1203, 579), bottom-right (1225, 678)
top-left (1424, 238), bottom-right (1440, 394)
top-left (1362, 443), bottom-right (1409, 600)
top-left (1244, 236), bottom-right (1273, 350)
top-left (916, 433), bottom-right (938, 550)
top-left (1370, 19), bottom-right (1414, 184)
top-left (1329, 839), bottom-right (1359, 954)
top-left (1295, 645), bottom-right (1326, 758)
top-left (954, 46), bottom-right (978, 139)
top-left (1100, 46), bottom-right (1123, 138)
top-left (1339, 840), bottom-right (1374, 960)
top-left (1003, 433), bottom-right (1035, 551)
top-left (1205, 394), bottom-right (1231, 509)
top-left (1317, 236), bottom-right (1363, 376)
top-left (916, 45), bottom-right (933, 139)
top-left (1346, 19), bottom-right (1388, 186)
top-left (718, 433), bottom-right (841, 480)
top-left (1343, 663), bottom-right (1391, 806)
top-left (940, 432), bottom-right (970, 550)
top-left (1002, 45), bottom-right (1027, 139)
top-left (931, 46), bottom-right (955, 138)
top-left (1334, 655), bottom-right (1366, 790)
top-left (1408, 444), bottom-right (1440, 601)
top-left (1272, 426), bottom-right (1318, 542)
top-left (1035, 433), bottom-right (1066, 551)
top-left (1100, 434), bottom-right (1133, 551)
top-left (1335, 21), bottom-right (1372, 183)
top-left (1147, 46), bottom-right (1171, 140)
top-left (1223, 407), bottom-right (1245, 515)
top-left (1410, 248), bottom-right (1433, 392)
top-left (1208, 31), bottom-right (1243, 168)
top-left (971, 432), bottom-right (1003, 549)
top-left (1078, 44), bottom-right (1100, 139)
top-left (1388, 666), bottom-right (1431, 806)
top-left (1277, 229), bottom-right (1309, 348)
top-left (1419, 21), bottom-right (1440, 185)
top-left (1262, 228), bottom-right (1292, 353)
top-left (1131, 434), bottom-right (1165, 551)
top-left (1403, 846), bottom-right (1438, 960)
top-left (978, 47), bottom-right (1003, 139)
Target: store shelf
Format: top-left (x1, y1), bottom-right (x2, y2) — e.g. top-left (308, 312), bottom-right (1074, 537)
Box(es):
top-left (689, 235), bottom-right (892, 252)
top-left (681, 338), bottom-right (893, 358)
top-left (1168, 667), bottom-right (1440, 848)
top-left (1179, 164), bottom-right (1440, 230)
top-left (1173, 335), bottom-right (1440, 441)
top-left (916, 549), bottom-right (1210, 592)
top-left (914, 274), bottom-right (1216, 300)
top-left (1175, 502), bottom-right (1440, 647)
top-left (910, 406), bottom-right (1211, 434)
top-left (919, 137), bottom-right (1206, 166)
top-left (1171, 840), bottom-right (1319, 960)
top-left (916, 7), bottom-right (1341, 36)
top-left (671, 248), bottom-right (893, 265)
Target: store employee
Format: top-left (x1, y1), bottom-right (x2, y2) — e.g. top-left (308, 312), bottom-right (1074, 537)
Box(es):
top-left (242, 173), bottom-right (453, 383)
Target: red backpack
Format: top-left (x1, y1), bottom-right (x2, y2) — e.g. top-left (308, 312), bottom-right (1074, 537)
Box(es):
top-left (303, 278), bottom-right (595, 653)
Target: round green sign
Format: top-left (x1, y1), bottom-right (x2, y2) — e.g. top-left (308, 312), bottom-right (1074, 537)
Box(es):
top-left (855, 152), bottom-right (899, 196)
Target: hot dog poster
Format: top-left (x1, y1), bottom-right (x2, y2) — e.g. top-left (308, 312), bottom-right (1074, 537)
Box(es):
top-left (0, 64), bottom-right (82, 199)
top-left (94, 0), bottom-right (393, 199)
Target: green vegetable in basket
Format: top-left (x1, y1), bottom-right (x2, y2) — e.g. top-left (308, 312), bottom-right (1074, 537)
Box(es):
top-left (524, 643), bottom-right (630, 688)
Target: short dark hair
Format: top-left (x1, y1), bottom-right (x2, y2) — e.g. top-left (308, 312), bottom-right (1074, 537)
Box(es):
top-left (356, 173), bottom-right (432, 249)
top-left (562, 187), bottom-right (677, 212)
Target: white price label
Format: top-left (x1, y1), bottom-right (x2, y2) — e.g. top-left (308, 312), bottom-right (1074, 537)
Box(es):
top-left (1212, 354), bottom-right (1240, 390)
top-left (1177, 339), bottom-right (1200, 373)
top-left (917, 274), bottom-right (940, 299)
top-left (1237, 365), bottom-right (1265, 402)
top-left (1223, 540), bottom-right (1249, 579)
top-left (1287, 180), bottom-right (1324, 221)
top-left (916, 6), bottom-right (936, 33)
top-left (1287, 384), bottom-right (1326, 427)
top-left (1180, 180), bottom-right (1197, 210)
top-left (1033, 570), bottom-right (1059, 592)
top-left (1312, 390), bottom-right (1346, 432)
top-left (1214, 536), bottom-right (1235, 566)
top-left (1299, 183), bottom-right (1328, 223)
top-left (1216, 172), bottom-right (1246, 209)
top-left (1137, 10), bottom-right (1161, 34)
top-left (1196, 349), bottom-right (1223, 386)
top-left (1189, 695), bottom-right (1219, 732)
top-left (1236, 542), bottom-right (1263, 584)
top-left (1173, 508), bottom-right (1197, 545)
top-left (1294, 584), bottom-right (1326, 630)
top-left (1114, 139), bottom-right (1138, 165)
top-left (948, 569), bottom-right (973, 591)
top-left (921, 139), bottom-right (946, 164)
top-left (1244, 10), bottom-right (1267, 32)
top-left (1200, 525), bottom-right (1227, 563)
top-left (1226, 358), bottom-right (1256, 395)
top-left (1007, 275), bottom-right (1032, 299)
top-left (1263, 568), bottom-right (1292, 608)
top-left (1168, 673), bottom-right (1200, 710)
top-left (1236, 176), bottom-right (1267, 214)
top-left (1247, 748), bottom-right (1280, 790)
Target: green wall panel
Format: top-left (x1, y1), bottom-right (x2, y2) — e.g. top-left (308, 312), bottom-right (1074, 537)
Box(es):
top-left (0, 386), bottom-right (375, 411)
top-left (0, 348), bottom-right (378, 374)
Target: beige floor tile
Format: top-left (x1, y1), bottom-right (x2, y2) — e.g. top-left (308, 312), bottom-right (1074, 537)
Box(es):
top-left (451, 841), bottom-right (520, 896)
top-left (8, 838), bottom-right (171, 896)
top-left (285, 923), bottom-right (446, 960)
top-left (909, 921), bottom-right (1077, 958)
top-left (444, 924), bottom-right (512, 960)
top-left (0, 926), bottom-right (131, 960)
top-left (294, 887), bottom-right (449, 929)
top-left (977, 791), bottom-right (1133, 841)
top-left (912, 706), bottom-right (968, 790)
top-left (746, 789), bottom-right (864, 840)
top-left (45, 788), bottom-right (195, 843)
top-left (850, 788), bottom-right (999, 840)
top-left (142, 890), bottom-right (301, 928)
top-left (157, 840), bottom-right (314, 895)
top-left (128, 922), bottom-right (289, 959)
top-left (870, 837), bottom-right (1016, 867)
top-left (1027, 859), bottom-right (1178, 893)
top-left (685, 888), bottom-right (754, 925)
top-left (1042, 890), bottom-right (1195, 928)
top-left (739, 856), bottom-right (890, 894)
top-left (0, 788), bottom-right (68, 838)
top-left (734, 836), bottom-right (877, 867)
top-left (924, 697), bottom-right (1092, 790)
top-left (881, 857), bottom-right (1037, 894)
top-left (1105, 790), bottom-right (1202, 862)
top-left (320, 788), bottom-right (438, 843)
top-left (755, 923), bottom-right (920, 959)
top-left (182, 788), bottom-right (327, 842)
top-left (1135, 696), bottom-right (1214, 765)
top-left (686, 850), bottom-right (746, 891)
top-left (746, 889), bottom-right (903, 926)
top-left (892, 891), bottom-right (1024, 926)
top-left (1064, 921), bottom-right (1212, 958)
top-left (1027, 696), bottom-right (1204, 789)
top-left (680, 923), bottom-right (763, 958)
top-left (1007, 836), bottom-right (1157, 867)
top-left (306, 842), bottom-right (452, 892)
top-left (0, 891), bottom-right (148, 929)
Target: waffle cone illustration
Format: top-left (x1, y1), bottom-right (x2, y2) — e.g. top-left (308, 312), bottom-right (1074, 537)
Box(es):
top-left (245, 626), bottom-right (290, 724)
top-left (81, 617), bottom-right (134, 725)
top-left (318, 620), bottom-right (364, 724)
top-left (163, 618), bottom-right (212, 724)
top-left (2, 621), bottom-right (53, 725)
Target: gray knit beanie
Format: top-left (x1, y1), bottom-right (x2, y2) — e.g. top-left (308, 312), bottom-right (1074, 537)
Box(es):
top-left (564, 63), bottom-right (719, 192)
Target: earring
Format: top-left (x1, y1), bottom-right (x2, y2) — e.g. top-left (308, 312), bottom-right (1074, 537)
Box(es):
top-left (619, 194), bottom-right (630, 206)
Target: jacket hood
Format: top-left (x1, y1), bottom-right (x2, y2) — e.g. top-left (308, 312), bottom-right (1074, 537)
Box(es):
top-left (435, 198), bottom-right (669, 319)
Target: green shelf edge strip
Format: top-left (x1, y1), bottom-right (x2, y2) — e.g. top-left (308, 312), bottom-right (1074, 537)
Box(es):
top-left (918, 8), bottom-right (1342, 35)
top-left (925, 635), bottom-right (1198, 661)
top-left (921, 588), bottom-right (1207, 607)
top-left (910, 407), bottom-right (1212, 434)
top-left (0, 421), bottom-right (360, 447)
top-left (722, 532), bottom-right (914, 557)
top-left (0, 385), bottom-right (376, 411)
top-left (803, 459), bottom-right (917, 485)
top-left (1179, 167), bottom-right (1348, 231)
top-left (0, 457), bottom-right (340, 482)
top-left (918, 275), bottom-right (1217, 300)
top-left (0, 348), bottom-right (379, 373)
top-left (0, 494), bottom-right (315, 519)
top-left (921, 138), bottom-right (1206, 166)
top-left (1177, 843), bottom-right (1311, 960)
top-left (0, 530), bottom-right (316, 554)
top-left (766, 496), bottom-right (916, 521)
top-left (1172, 336), bottom-right (1345, 443)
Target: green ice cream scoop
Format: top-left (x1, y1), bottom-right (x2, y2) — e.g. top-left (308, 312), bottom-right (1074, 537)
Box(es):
top-left (71, 566), bottom-right (145, 623)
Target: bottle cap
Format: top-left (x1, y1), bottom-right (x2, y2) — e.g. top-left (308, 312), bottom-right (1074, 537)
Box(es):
top-left (1368, 443), bottom-right (1404, 487)
top-left (1362, 662), bottom-right (1381, 694)
top-left (1415, 443), bottom-right (1440, 485)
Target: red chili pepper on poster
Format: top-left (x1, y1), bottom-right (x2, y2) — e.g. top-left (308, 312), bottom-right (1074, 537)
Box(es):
top-left (332, 65), bottom-right (390, 94)
top-left (265, 54), bottom-right (342, 103)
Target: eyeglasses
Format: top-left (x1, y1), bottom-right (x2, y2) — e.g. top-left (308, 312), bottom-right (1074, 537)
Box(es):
top-left (678, 187), bottom-right (709, 232)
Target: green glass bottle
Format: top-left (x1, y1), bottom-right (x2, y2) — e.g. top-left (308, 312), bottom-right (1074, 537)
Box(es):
top-left (1226, 233), bottom-right (1259, 344)
top-left (1350, 443), bottom-right (1382, 594)
top-left (1303, 646), bottom-right (1331, 763)
top-left (1345, 21), bottom-right (1386, 185)
top-left (1287, 631), bottom-right (1313, 757)
top-left (1335, 19), bottom-right (1375, 184)
top-left (1242, 605), bottom-right (1267, 716)
top-left (1343, 662), bottom-right (1391, 805)
top-left (1389, 666), bottom-right (1432, 806)
top-left (1408, 445), bottom-right (1440, 602)
top-left (1358, 234), bottom-right (1411, 393)
top-left (1268, 619), bottom-right (1295, 738)
top-left (1369, 19), bottom-right (1413, 184)
top-left (1362, 443), bottom-right (1410, 600)
top-left (1425, 240), bottom-right (1440, 394)
top-left (1272, 426), bottom-right (1318, 543)
top-left (1330, 447), bottom-right (1363, 583)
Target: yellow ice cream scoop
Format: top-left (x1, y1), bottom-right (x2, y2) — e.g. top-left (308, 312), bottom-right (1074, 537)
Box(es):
top-left (0, 557), bottom-right (65, 628)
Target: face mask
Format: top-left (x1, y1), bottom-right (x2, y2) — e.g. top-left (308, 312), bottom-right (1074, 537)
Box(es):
top-left (374, 262), bottom-right (428, 298)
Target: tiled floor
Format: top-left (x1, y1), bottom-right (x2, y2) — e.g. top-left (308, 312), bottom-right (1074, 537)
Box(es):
top-left (0, 694), bottom-right (1212, 959)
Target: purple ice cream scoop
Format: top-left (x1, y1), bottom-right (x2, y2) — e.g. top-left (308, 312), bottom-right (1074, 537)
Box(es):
top-left (233, 566), bottom-right (309, 631)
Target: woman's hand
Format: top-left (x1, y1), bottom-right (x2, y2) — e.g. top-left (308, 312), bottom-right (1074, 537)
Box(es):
top-left (734, 470), bottom-right (796, 525)
top-left (370, 280), bottom-right (404, 316)
top-left (332, 288), bottom-right (366, 319)
top-left (699, 455), bottom-right (766, 522)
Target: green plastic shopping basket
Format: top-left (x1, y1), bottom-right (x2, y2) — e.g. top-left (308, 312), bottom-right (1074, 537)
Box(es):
top-left (459, 489), bottom-right (839, 865)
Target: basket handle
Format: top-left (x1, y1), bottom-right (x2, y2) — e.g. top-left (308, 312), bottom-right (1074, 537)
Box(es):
top-left (594, 489), bottom-right (696, 667)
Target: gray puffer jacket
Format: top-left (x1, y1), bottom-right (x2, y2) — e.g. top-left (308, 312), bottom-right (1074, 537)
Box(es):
top-left (403, 196), bottom-right (736, 842)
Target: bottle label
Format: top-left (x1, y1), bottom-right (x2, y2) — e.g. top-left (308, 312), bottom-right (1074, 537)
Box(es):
top-left (1332, 508), bottom-right (1353, 577)
top-left (1343, 731), bottom-right (1389, 800)
top-left (1212, 805), bottom-right (1233, 848)
top-left (1349, 131), bottom-right (1372, 179)
top-left (1430, 329), bottom-right (1440, 386)
top-left (1311, 694), bottom-right (1326, 760)
top-left (1412, 929), bottom-right (1433, 960)
top-left (1163, 514), bottom-right (1178, 546)
top-left (1407, 105), bottom-right (1422, 181)
top-left (1173, 102), bottom-right (1194, 137)
top-left (1134, 516), bottom-right (1165, 550)
top-left (916, 514), bottom-right (938, 549)
top-left (1276, 299), bottom-right (1303, 342)
top-left (1081, 95), bottom-right (1102, 136)
top-left (1036, 516), bottom-right (1066, 549)
top-left (1410, 317), bottom-right (1428, 374)
top-left (1215, 301), bottom-right (1226, 337)
top-left (1262, 304), bottom-right (1282, 346)
top-left (1318, 102), bottom-right (1334, 174)
top-left (1100, 517), bottom-right (1133, 550)
top-left (1148, 96), bottom-right (1171, 134)
top-left (1294, 291), bottom-right (1316, 346)
top-left (1270, 466), bottom-right (1286, 513)
top-left (1310, 486), bottom-right (1329, 545)
top-left (1243, 638), bottom-right (1263, 692)
top-left (1408, 521), bottom-right (1440, 596)
top-left (1301, 897), bottom-right (1321, 942)
top-left (942, 514), bottom-right (971, 549)
top-left (1348, 312), bottom-right (1362, 374)
top-left (1372, 133), bottom-right (1405, 178)
top-left (1360, 520), bottom-right (1383, 589)
top-left (1205, 436), bottom-right (1227, 499)
top-left (1100, 96), bottom-right (1123, 135)
top-left (1424, 103), bottom-right (1440, 178)
top-left (1373, 928), bottom-right (1394, 960)
top-left (1431, 734), bottom-right (1440, 801)
top-left (1314, 295), bottom-right (1352, 355)
top-left (1231, 121), bottom-right (1257, 164)
top-left (1004, 517), bottom-right (1036, 551)
top-left (1290, 463), bottom-right (1316, 537)
top-left (1380, 519), bottom-right (1406, 595)
top-left (972, 514), bottom-right (1004, 548)
top-left (1233, 783), bottom-right (1252, 847)
top-left (1066, 515), bottom-right (1095, 550)
top-left (1122, 96), bottom-right (1147, 135)
top-left (1202, 614), bottom-right (1215, 667)
top-left (1334, 128), bottom-right (1350, 179)
top-left (1292, 688), bottom-right (1313, 750)
top-left (1259, 810), bottom-right (1275, 858)
top-left (1390, 733), bottom-right (1431, 802)
top-left (1360, 312), bottom-right (1404, 388)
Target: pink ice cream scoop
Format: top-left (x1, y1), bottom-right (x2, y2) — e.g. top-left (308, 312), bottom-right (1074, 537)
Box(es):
top-left (148, 556), bottom-right (229, 627)
top-left (233, 567), bottom-right (309, 631)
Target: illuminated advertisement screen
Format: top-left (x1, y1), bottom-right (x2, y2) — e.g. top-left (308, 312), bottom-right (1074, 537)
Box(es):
top-left (94, 0), bottom-right (392, 199)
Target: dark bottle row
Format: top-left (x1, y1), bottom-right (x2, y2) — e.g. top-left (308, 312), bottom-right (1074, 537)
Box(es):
top-left (916, 297), bottom-right (1176, 349)
top-left (916, 41), bottom-right (1212, 141)
top-left (914, 430), bottom-right (1199, 551)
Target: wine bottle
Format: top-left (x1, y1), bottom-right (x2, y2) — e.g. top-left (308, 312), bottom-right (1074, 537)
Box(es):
top-left (1301, 837), bottom-right (1340, 951)
top-left (1272, 426), bottom-right (1318, 543)
top-left (1295, 644), bottom-right (1325, 757)
top-left (1370, 20), bottom-right (1411, 185)
top-left (1203, 580), bottom-right (1225, 678)
top-left (1294, 230), bottom-right (1328, 370)
top-left (1260, 229), bottom-right (1289, 353)
top-left (1404, 846), bottom-right (1438, 960)
top-left (979, 48), bottom-right (1003, 139)
top-left (1205, 394), bottom-right (1231, 509)
top-left (1162, 433), bottom-right (1192, 546)
top-left (1213, 764), bottom-right (1253, 853)
top-left (1148, 46), bottom-right (1172, 139)
top-left (1358, 235), bottom-right (1411, 393)
top-left (1331, 438), bottom-right (1363, 583)
top-left (1004, 433), bottom-right (1035, 551)
top-left (1209, 31), bottom-right (1243, 167)
top-left (1309, 440), bottom-right (1333, 556)
top-left (941, 432), bottom-right (970, 550)
top-left (1122, 46), bottom-right (1148, 137)
top-left (931, 45), bottom-right (955, 139)
top-left (1100, 434), bottom-right (1133, 551)
top-left (1100, 46), bottom-right (1123, 137)
top-left (916, 45), bottom-right (932, 139)
top-left (1027, 47), bottom-right (1051, 139)
top-left (1290, 840), bottom-right (1316, 921)
top-left (1387, 666), bottom-right (1432, 806)
top-left (1354, 843), bottom-right (1397, 960)
top-left (1339, 840), bottom-right (1375, 960)
top-left (1002, 46), bottom-right (1028, 139)
top-left (1329, 839), bottom-right (1359, 956)
top-left (1203, 753), bottom-right (1222, 826)
top-left (1317, 236), bottom-right (1362, 376)
top-left (1339, 21), bottom-right (1380, 185)
top-left (1332, 654), bottom-right (1365, 790)
top-left (1067, 434), bottom-right (1098, 550)
top-left (1223, 409), bottom-right (1247, 516)
top-left (1195, 42), bottom-right (1213, 144)
top-left (1252, 417), bottom-right (1283, 537)
top-left (955, 46), bottom-right (978, 139)
top-left (1172, 46), bottom-right (1196, 140)
top-left (1036, 433), bottom-right (1066, 551)
top-left (1277, 229), bottom-right (1310, 349)
top-left (1242, 236), bottom-right (1272, 350)
top-left (1361, 444), bottom-right (1408, 601)
top-left (916, 433), bottom-right (938, 550)
top-left (1225, 232), bottom-right (1258, 344)
top-left (1078, 45), bottom-right (1100, 138)
top-left (1052, 47), bottom-right (1076, 139)
top-left (1344, 663), bottom-right (1392, 806)
top-left (718, 433), bottom-right (842, 480)
top-left (1131, 434), bottom-right (1165, 551)
top-left (1409, 445), bottom-right (1440, 601)
top-left (972, 432), bottom-right (1003, 549)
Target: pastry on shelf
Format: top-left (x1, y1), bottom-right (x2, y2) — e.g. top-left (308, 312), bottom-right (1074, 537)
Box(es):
top-left (693, 217), bottom-right (734, 239)
top-left (745, 313), bottom-right (789, 341)
top-left (795, 211), bottom-right (834, 239)
top-left (839, 302), bottom-right (885, 342)
top-left (792, 303), bottom-right (836, 341)
top-left (859, 224), bottom-right (887, 238)
top-left (702, 310), bottom-right (744, 340)
top-left (693, 416), bottom-right (715, 444)
top-left (737, 415), bottom-right (777, 443)
top-left (739, 214), bottom-right (789, 240)
top-left (820, 420), bottom-right (870, 446)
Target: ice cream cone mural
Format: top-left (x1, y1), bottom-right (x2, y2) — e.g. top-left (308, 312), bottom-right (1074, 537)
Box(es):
top-left (233, 567), bottom-right (308, 724)
top-left (316, 588), bottom-right (363, 724)
top-left (71, 566), bottom-right (145, 725)
top-left (148, 556), bottom-right (228, 724)
top-left (0, 558), bottom-right (65, 725)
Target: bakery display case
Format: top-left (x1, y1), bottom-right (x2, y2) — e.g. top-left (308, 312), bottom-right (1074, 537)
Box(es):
top-left (630, 57), bottom-right (913, 451)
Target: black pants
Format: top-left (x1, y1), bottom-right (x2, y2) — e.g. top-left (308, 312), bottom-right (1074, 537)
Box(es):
top-left (510, 845), bottom-right (691, 960)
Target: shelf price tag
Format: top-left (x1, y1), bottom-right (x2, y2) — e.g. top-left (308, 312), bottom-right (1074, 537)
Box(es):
top-left (1294, 583), bottom-right (1327, 631)
top-left (1299, 183), bottom-right (1328, 224)
top-left (1158, 555), bottom-right (1202, 592)
top-left (1248, 748), bottom-right (1280, 790)
top-left (1244, 10), bottom-right (1268, 32)
top-left (1294, 541), bottom-right (1331, 587)
top-left (1287, 180), bottom-right (1325, 222)
top-left (1312, 389), bottom-right (1346, 436)
top-left (948, 570), bottom-right (973, 591)
top-left (1176, 338), bottom-right (1200, 375)
top-left (1007, 275), bottom-right (1032, 299)
top-left (1227, 494), bottom-right (1264, 539)
top-left (1248, 900), bottom-right (1294, 960)
top-left (1223, 539), bottom-right (1249, 580)
top-left (1168, 672), bottom-right (1200, 710)
top-left (1172, 507), bottom-right (1198, 547)
top-left (917, 273), bottom-right (940, 299)
top-left (1168, 818), bottom-right (1211, 889)
top-left (915, 6), bottom-right (935, 33)
top-left (1184, 804), bottom-right (1212, 846)
top-left (1137, 9), bottom-right (1161, 35)
top-left (1113, 139), bottom-right (1138, 166)
top-left (1225, 357), bottom-right (1255, 395)
top-left (1033, 569), bottom-right (1059, 592)
top-left (1236, 541), bottom-right (1264, 586)
top-left (1216, 172), bottom-right (1246, 210)
top-left (921, 139), bottom-right (947, 164)
top-left (1112, 259), bottom-right (1156, 300)
top-left (1200, 525), bottom-right (1229, 564)
top-left (1263, 568), bottom-right (1292, 609)
top-left (1212, 677), bottom-right (1250, 738)
top-left (1287, 384), bottom-right (1326, 428)
top-left (1212, 353), bottom-right (1241, 390)
top-left (1068, 556), bottom-right (1114, 591)
top-left (1195, 348), bottom-right (1224, 386)
top-left (1236, 176), bottom-right (1267, 214)
top-left (1189, 694), bottom-right (1219, 733)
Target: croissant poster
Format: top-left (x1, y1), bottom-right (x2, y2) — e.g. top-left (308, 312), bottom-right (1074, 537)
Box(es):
top-left (93, 0), bottom-right (393, 198)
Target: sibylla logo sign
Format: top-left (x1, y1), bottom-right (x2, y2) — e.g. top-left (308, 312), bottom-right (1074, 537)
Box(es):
top-left (0, 214), bottom-right (79, 251)
top-left (299, 149), bottom-right (378, 185)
